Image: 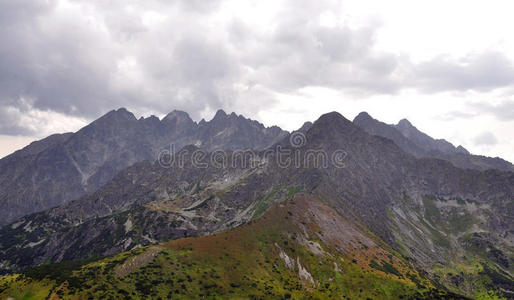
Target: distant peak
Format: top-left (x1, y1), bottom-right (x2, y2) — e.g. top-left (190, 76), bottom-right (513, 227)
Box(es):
top-left (213, 109), bottom-right (227, 119)
top-left (163, 110), bottom-right (191, 121)
top-left (139, 115), bottom-right (159, 122)
top-left (298, 121), bottom-right (313, 132)
top-left (103, 107), bottom-right (136, 121)
top-left (397, 118), bottom-right (413, 128)
top-left (456, 145), bottom-right (470, 155)
top-left (353, 112), bottom-right (375, 123)
top-left (356, 111), bottom-right (372, 119)
top-left (305, 111), bottom-right (361, 145)
top-left (312, 111), bottom-right (353, 130)
top-left (318, 111), bottom-right (346, 122)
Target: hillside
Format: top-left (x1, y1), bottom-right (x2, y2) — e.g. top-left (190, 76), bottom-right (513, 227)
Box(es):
top-left (0, 195), bottom-right (468, 299)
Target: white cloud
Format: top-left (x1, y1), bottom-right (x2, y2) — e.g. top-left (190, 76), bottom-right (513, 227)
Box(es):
top-left (474, 131), bottom-right (498, 146)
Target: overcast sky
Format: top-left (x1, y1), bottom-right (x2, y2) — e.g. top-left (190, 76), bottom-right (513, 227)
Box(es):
top-left (0, 0), bottom-right (513, 162)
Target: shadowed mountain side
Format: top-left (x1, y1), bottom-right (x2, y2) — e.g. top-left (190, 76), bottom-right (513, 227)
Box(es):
top-left (353, 111), bottom-right (514, 172)
top-left (0, 108), bottom-right (288, 226)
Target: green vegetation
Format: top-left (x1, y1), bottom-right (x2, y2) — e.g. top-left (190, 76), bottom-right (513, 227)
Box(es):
top-left (0, 198), bottom-right (446, 299)
top-left (418, 216), bottom-right (451, 249)
top-left (447, 208), bottom-right (474, 234)
top-left (432, 254), bottom-right (510, 299)
top-left (252, 186), bottom-right (283, 219)
top-left (286, 186), bottom-right (303, 199)
top-left (422, 195), bottom-right (441, 224)
top-left (369, 259), bottom-right (402, 277)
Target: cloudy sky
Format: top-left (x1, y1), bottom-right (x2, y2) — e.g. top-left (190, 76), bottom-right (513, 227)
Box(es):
top-left (1, 0), bottom-right (513, 162)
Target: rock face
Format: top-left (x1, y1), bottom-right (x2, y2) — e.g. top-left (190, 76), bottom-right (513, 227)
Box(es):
top-left (0, 108), bottom-right (288, 226)
top-left (395, 118), bottom-right (462, 155)
top-left (353, 112), bottom-right (514, 172)
top-left (1, 111), bottom-right (512, 297)
top-left (1, 195), bottom-right (457, 299)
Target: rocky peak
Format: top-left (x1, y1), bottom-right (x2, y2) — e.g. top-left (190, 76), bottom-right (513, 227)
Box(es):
top-left (74, 108), bottom-right (138, 139)
top-left (212, 109), bottom-right (228, 120)
top-left (314, 111), bottom-right (359, 132)
top-left (138, 115), bottom-right (160, 124)
top-left (353, 111), bottom-right (374, 123)
top-left (396, 118), bottom-right (412, 128)
top-left (394, 119), bottom-right (457, 154)
top-left (353, 112), bottom-right (425, 158)
top-left (315, 111), bottom-right (351, 125)
top-left (163, 110), bottom-right (191, 121)
top-left (352, 114), bottom-right (513, 172)
top-left (456, 145), bottom-right (470, 154)
top-left (297, 121), bottom-right (313, 133)
top-left (0, 107), bottom-right (290, 226)
top-left (307, 111), bottom-right (360, 145)
top-left (161, 110), bottom-right (195, 131)
top-left (103, 107), bottom-right (137, 122)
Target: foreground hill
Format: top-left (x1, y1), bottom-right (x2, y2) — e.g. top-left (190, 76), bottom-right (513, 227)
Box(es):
top-left (0, 108), bottom-right (287, 226)
top-left (0, 195), bottom-right (467, 299)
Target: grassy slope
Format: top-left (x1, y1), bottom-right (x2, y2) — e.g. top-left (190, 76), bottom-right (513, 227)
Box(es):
top-left (0, 195), bottom-right (464, 299)
top-left (387, 194), bottom-right (512, 300)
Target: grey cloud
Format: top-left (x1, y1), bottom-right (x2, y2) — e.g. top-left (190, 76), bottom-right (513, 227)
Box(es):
top-left (437, 100), bottom-right (514, 122)
top-left (0, 0), bottom-right (232, 133)
top-left (0, 0), bottom-right (56, 26)
top-left (1, 0), bottom-right (514, 136)
top-left (234, 9), bottom-right (401, 95)
top-left (435, 111), bottom-right (478, 121)
top-left (413, 52), bottom-right (514, 93)
top-left (133, 35), bottom-right (242, 119)
top-left (471, 100), bottom-right (514, 121)
top-left (0, 0), bottom-right (125, 118)
top-left (474, 131), bottom-right (498, 146)
top-left (176, 0), bottom-right (222, 13)
top-left (0, 106), bottom-right (35, 135)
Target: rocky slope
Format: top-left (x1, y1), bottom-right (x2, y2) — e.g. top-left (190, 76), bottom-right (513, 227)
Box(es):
top-left (353, 112), bottom-right (514, 172)
top-left (0, 111), bottom-right (512, 298)
top-left (1, 195), bottom-right (464, 299)
top-left (0, 108), bottom-right (288, 226)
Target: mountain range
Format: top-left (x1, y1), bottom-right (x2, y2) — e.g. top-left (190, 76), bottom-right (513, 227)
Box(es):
top-left (354, 112), bottom-right (513, 172)
top-left (0, 108), bottom-right (287, 226)
top-left (0, 109), bottom-right (512, 299)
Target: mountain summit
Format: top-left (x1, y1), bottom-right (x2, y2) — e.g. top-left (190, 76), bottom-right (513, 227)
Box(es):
top-left (353, 112), bottom-right (513, 172)
top-left (395, 118), bottom-right (463, 154)
top-left (0, 108), bottom-right (288, 226)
